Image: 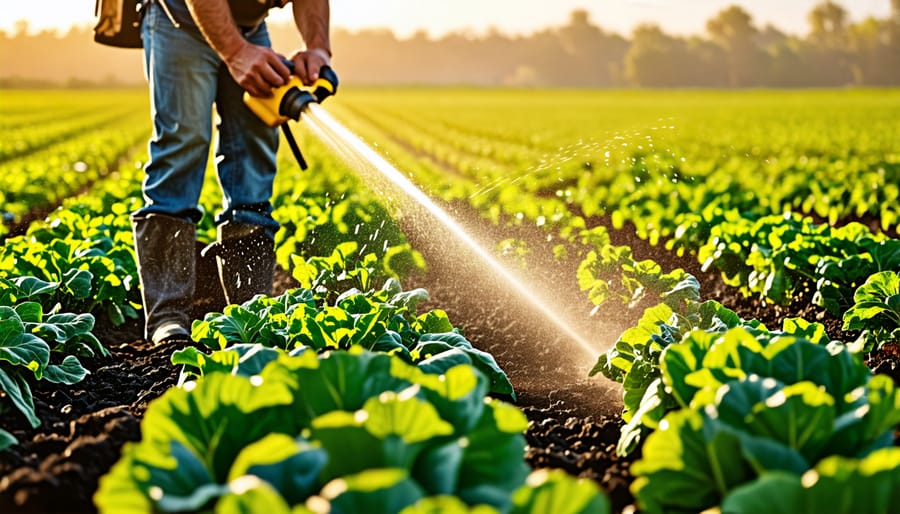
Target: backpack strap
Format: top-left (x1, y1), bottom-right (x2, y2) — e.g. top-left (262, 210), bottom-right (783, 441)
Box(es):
top-left (153, 0), bottom-right (182, 28)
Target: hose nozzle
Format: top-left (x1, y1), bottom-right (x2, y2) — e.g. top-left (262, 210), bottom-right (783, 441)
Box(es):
top-left (242, 64), bottom-right (340, 171)
top-left (244, 65), bottom-right (340, 127)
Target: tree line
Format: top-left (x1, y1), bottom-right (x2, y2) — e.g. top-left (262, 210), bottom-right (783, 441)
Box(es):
top-left (2, 1), bottom-right (899, 87)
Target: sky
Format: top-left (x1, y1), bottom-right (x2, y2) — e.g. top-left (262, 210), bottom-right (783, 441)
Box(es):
top-left (1, 0), bottom-right (893, 38)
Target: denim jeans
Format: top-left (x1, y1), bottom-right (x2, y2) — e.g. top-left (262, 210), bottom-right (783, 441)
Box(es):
top-left (135, 2), bottom-right (280, 235)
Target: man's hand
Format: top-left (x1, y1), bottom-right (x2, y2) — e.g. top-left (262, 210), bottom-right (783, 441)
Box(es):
top-left (186, 0), bottom-right (292, 97)
top-left (289, 48), bottom-right (331, 85)
top-left (225, 42), bottom-right (292, 97)
top-left (292, 0), bottom-right (331, 85)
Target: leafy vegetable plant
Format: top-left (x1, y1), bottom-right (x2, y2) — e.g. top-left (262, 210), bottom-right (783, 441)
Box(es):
top-left (589, 297), bottom-right (763, 455)
top-left (842, 270), bottom-right (900, 352)
top-left (0, 281), bottom-right (105, 448)
top-left (94, 349), bottom-right (593, 514)
top-left (575, 225), bottom-right (700, 317)
top-left (717, 448), bottom-right (900, 514)
top-left (0, 203), bottom-right (141, 326)
top-left (186, 279), bottom-right (514, 397)
top-left (814, 238), bottom-right (900, 317)
top-left (630, 328), bottom-right (900, 514)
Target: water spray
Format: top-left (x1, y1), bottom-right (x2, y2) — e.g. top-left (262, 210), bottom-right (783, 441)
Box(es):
top-left (244, 64), bottom-right (599, 364)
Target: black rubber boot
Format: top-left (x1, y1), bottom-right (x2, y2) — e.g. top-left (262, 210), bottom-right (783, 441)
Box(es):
top-left (201, 221), bottom-right (275, 306)
top-left (132, 213), bottom-right (196, 344)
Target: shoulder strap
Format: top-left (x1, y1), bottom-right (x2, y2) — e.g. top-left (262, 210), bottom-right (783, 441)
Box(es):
top-left (155, 0), bottom-right (182, 28)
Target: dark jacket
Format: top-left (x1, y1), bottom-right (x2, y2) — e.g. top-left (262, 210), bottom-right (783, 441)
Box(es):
top-left (160, 0), bottom-right (289, 29)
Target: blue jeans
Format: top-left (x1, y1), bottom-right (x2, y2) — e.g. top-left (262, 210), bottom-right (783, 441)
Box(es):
top-left (136, 2), bottom-right (280, 235)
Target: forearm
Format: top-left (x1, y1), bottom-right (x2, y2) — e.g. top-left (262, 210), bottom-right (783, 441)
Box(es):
top-left (185, 0), bottom-right (246, 59)
top-left (185, 0), bottom-right (290, 96)
top-left (292, 0), bottom-right (331, 56)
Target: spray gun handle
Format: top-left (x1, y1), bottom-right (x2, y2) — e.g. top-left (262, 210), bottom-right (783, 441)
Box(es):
top-left (280, 58), bottom-right (339, 103)
top-left (281, 57), bottom-right (295, 74)
top-left (312, 66), bottom-right (339, 103)
top-left (244, 63), bottom-right (339, 127)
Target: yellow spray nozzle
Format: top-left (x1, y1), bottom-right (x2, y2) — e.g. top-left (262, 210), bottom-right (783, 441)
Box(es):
top-left (243, 65), bottom-right (339, 127)
top-left (242, 64), bottom-right (340, 172)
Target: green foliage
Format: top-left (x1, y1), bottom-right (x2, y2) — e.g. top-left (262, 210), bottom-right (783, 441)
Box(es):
top-left (594, 287), bottom-right (863, 460)
top-left (718, 448), bottom-right (900, 514)
top-left (333, 90), bottom-right (900, 355)
top-left (95, 349), bottom-right (534, 514)
top-left (575, 225), bottom-right (699, 316)
top-left (0, 199), bottom-right (141, 326)
top-left (842, 271), bottom-right (900, 352)
top-left (815, 238), bottom-right (900, 317)
top-left (397, 469), bottom-right (611, 514)
top-left (0, 427), bottom-right (16, 451)
top-left (630, 327), bottom-right (899, 514)
top-left (290, 240), bottom-right (424, 305)
top-left (507, 469), bottom-right (610, 514)
top-left (0, 299), bottom-right (99, 442)
top-left (631, 409), bottom-right (752, 514)
top-left (590, 298), bottom-right (761, 455)
top-left (272, 170), bottom-right (426, 281)
top-left (697, 214), bottom-right (897, 312)
top-left (0, 91), bottom-right (149, 233)
top-left (186, 279), bottom-right (514, 397)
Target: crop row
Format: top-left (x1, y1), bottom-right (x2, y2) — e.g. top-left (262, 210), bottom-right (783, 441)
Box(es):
top-left (0, 93), bottom-right (149, 237)
top-left (336, 90), bottom-right (900, 232)
top-left (98, 347), bottom-right (607, 514)
top-left (329, 91), bottom-right (900, 344)
top-left (330, 92), bottom-right (897, 232)
top-left (0, 90), bottom-right (137, 130)
top-left (0, 114), bottom-right (613, 512)
top-left (0, 105), bottom-right (144, 163)
top-left (3, 90), bottom-right (898, 513)
top-left (592, 284), bottom-right (900, 513)
top-left (334, 91), bottom-right (900, 236)
top-left (322, 91), bottom-right (900, 512)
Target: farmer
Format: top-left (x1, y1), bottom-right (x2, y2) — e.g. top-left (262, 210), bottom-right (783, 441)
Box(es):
top-left (132, 0), bottom-right (331, 344)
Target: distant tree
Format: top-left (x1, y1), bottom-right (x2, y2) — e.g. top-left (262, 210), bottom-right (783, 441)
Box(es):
top-left (848, 18), bottom-right (883, 84)
top-left (625, 24), bottom-right (674, 86)
top-left (805, 1), bottom-right (853, 85)
top-left (765, 39), bottom-right (807, 86)
top-left (520, 28), bottom-right (569, 87)
top-left (684, 37), bottom-right (730, 86)
top-left (556, 10), bottom-right (627, 86)
top-left (808, 1), bottom-right (848, 46)
top-left (755, 24), bottom-right (802, 86)
top-left (848, 17), bottom-right (900, 85)
top-left (706, 5), bottom-right (763, 86)
top-left (756, 24), bottom-right (789, 49)
top-left (1, 7), bottom-right (899, 88)
top-left (13, 19), bottom-right (30, 36)
top-left (625, 25), bottom-right (691, 86)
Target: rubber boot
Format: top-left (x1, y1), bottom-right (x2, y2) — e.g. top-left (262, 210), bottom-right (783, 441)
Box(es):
top-left (202, 222), bottom-right (275, 306)
top-left (132, 213), bottom-right (196, 344)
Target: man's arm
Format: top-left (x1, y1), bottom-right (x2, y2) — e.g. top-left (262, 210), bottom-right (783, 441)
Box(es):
top-left (185, 0), bottom-right (291, 96)
top-left (289, 0), bottom-right (332, 85)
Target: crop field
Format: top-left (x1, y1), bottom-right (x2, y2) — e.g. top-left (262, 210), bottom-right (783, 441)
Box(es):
top-left (1, 88), bottom-right (899, 514)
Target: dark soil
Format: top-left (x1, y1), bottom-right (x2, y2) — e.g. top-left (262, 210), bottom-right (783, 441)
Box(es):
top-left (0, 338), bottom-right (178, 514)
top-left (1, 203), bottom-right (897, 514)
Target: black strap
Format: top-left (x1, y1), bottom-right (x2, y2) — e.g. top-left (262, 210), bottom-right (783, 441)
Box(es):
top-left (281, 123), bottom-right (308, 171)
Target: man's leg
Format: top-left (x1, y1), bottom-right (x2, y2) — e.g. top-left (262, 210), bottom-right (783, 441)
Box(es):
top-left (132, 213), bottom-right (197, 343)
top-left (134, 3), bottom-right (219, 343)
top-left (210, 23), bottom-right (281, 305)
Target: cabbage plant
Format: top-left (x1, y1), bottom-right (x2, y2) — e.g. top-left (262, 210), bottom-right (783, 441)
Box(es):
top-left (96, 349), bottom-right (545, 513)
top-left (631, 327), bottom-right (900, 514)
